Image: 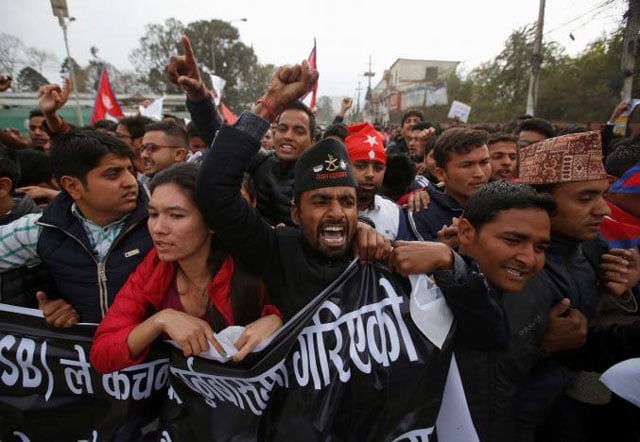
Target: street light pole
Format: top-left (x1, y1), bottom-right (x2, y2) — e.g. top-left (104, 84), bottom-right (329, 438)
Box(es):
top-left (50, 0), bottom-right (83, 126)
top-left (58, 17), bottom-right (83, 126)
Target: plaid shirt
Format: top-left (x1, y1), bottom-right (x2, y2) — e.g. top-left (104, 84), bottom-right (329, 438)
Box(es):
top-left (0, 204), bottom-right (129, 271)
top-left (69, 204), bottom-right (129, 261)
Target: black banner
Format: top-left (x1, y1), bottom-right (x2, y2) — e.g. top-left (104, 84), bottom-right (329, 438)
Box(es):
top-left (0, 262), bottom-right (474, 442)
top-left (0, 305), bottom-right (169, 442)
top-left (163, 262), bottom-right (459, 441)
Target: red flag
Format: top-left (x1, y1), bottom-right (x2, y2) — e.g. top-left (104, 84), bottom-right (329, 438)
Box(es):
top-left (91, 67), bottom-right (124, 125)
top-left (219, 101), bottom-right (238, 125)
top-left (300, 39), bottom-right (317, 109)
top-left (600, 201), bottom-right (640, 249)
top-left (609, 161), bottom-right (640, 193)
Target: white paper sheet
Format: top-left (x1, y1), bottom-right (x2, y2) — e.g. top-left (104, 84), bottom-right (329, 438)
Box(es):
top-left (600, 358), bottom-right (640, 407)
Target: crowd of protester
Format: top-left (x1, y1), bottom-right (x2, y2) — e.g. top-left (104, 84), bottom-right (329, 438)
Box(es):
top-left (0, 33), bottom-right (639, 442)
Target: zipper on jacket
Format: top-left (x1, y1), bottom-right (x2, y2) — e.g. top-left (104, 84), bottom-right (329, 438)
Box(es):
top-left (97, 262), bottom-right (108, 318)
top-left (97, 220), bottom-right (145, 319)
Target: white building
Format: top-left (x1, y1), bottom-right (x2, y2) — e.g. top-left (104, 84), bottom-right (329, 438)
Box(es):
top-left (365, 58), bottom-right (460, 125)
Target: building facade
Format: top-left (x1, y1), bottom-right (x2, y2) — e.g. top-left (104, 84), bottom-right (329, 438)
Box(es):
top-left (364, 58), bottom-right (460, 125)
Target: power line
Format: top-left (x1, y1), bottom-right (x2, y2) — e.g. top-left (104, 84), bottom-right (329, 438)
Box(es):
top-left (544, 0), bottom-right (620, 36)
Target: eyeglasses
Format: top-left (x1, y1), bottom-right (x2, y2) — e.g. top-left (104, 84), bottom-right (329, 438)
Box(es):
top-left (139, 143), bottom-right (183, 154)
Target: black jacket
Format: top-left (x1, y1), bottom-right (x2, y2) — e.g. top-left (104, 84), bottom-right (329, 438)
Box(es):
top-left (516, 237), bottom-right (607, 430)
top-left (36, 190), bottom-right (152, 323)
top-left (248, 151), bottom-right (298, 227)
top-left (448, 271), bottom-right (554, 442)
top-left (186, 94), bottom-right (223, 147)
top-left (440, 241), bottom-right (640, 442)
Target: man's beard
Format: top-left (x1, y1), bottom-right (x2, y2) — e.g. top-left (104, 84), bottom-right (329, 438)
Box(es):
top-left (357, 186), bottom-right (377, 208)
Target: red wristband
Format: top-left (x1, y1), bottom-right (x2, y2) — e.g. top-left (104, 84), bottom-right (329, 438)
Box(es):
top-left (257, 97), bottom-right (276, 121)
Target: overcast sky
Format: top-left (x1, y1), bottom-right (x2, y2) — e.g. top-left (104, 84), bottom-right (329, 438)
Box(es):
top-left (2, 0), bottom-right (627, 100)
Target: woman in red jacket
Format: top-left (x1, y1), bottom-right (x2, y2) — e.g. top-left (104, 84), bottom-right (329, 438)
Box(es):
top-left (90, 162), bottom-right (281, 373)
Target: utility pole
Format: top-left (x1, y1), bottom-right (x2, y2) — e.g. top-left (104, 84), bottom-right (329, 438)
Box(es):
top-left (355, 82), bottom-right (362, 121)
top-left (363, 55), bottom-right (375, 100)
top-left (620, 0), bottom-right (640, 100)
top-left (526, 0), bottom-right (546, 116)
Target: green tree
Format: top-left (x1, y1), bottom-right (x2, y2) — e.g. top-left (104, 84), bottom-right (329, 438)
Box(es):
top-left (537, 28), bottom-right (628, 122)
top-left (183, 19), bottom-right (272, 111)
top-left (445, 71), bottom-right (473, 105)
top-left (16, 66), bottom-right (49, 91)
top-left (130, 18), bottom-right (272, 110)
top-left (233, 62), bottom-right (276, 111)
top-left (129, 18), bottom-right (185, 94)
top-left (465, 26), bottom-right (563, 122)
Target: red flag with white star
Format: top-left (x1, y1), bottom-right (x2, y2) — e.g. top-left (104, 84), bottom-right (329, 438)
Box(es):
top-left (90, 67), bottom-right (124, 124)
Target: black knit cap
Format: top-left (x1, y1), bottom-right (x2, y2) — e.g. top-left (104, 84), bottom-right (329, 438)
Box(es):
top-left (293, 138), bottom-right (357, 203)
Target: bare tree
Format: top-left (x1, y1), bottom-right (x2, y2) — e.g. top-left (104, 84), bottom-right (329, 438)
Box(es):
top-left (0, 33), bottom-right (24, 77)
top-left (26, 48), bottom-right (58, 74)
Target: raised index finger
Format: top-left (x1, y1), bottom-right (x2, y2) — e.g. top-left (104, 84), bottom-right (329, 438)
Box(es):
top-left (181, 35), bottom-right (196, 64)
